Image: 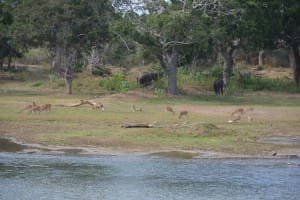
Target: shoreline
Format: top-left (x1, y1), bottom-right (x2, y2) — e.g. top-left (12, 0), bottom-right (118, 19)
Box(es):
top-left (1, 136), bottom-right (299, 160)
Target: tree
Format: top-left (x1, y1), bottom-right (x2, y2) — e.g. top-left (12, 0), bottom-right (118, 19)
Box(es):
top-left (0, 0), bottom-right (21, 69)
top-left (14, 0), bottom-right (113, 93)
top-left (238, 0), bottom-right (300, 87)
top-left (113, 0), bottom-right (210, 95)
top-left (192, 0), bottom-right (244, 86)
top-left (273, 0), bottom-right (300, 87)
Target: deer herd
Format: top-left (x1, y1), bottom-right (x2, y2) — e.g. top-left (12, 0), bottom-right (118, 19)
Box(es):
top-left (19, 101), bottom-right (52, 114)
top-left (19, 100), bottom-right (254, 123)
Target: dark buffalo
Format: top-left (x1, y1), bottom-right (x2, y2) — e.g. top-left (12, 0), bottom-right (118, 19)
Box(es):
top-left (137, 72), bottom-right (158, 87)
top-left (213, 78), bottom-right (224, 95)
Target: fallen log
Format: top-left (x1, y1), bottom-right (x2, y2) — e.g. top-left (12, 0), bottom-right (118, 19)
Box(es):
top-left (121, 123), bottom-right (153, 128)
top-left (69, 100), bottom-right (94, 107)
top-left (54, 100), bottom-right (94, 108)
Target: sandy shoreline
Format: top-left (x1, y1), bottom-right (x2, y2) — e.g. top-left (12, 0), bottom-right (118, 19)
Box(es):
top-left (2, 136), bottom-right (300, 160)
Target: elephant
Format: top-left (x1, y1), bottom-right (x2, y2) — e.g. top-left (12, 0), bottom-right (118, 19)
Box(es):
top-left (213, 78), bottom-right (224, 95)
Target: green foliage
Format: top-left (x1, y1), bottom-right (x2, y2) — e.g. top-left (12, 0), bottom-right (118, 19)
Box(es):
top-left (72, 62), bottom-right (84, 73)
top-left (205, 66), bottom-right (223, 78)
top-left (99, 73), bottom-right (137, 92)
top-left (31, 81), bottom-right (43, 87)
top-left (256, 65), bottom-right (264, 71)
top-left (14, 0), bottom-right (112, 50)
top-left (48, 75), bottom-right (65, 89)
top-left (19, 48), bottom-right (50, 65)
top-left (154, 87), bottom-right (165, 96)
top-left (237, 74), bottom-right (300, 93)
top-left (177, 65), bottom-right (222, 84)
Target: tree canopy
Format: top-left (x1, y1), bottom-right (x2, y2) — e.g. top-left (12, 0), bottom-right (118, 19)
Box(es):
top-left (1, 0), bottom-right (300, 92)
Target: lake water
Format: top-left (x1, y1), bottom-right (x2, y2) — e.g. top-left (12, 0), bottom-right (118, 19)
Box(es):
top-left (0, 139), bottom-right (300, 200)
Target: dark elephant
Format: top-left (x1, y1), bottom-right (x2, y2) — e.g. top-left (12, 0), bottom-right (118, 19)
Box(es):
top-left (137, 72), bottom-right (158, 87)
top-left (213, 78), bottom-right (224, 95)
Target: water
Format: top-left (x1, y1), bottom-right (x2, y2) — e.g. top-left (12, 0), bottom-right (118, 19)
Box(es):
top-left (1, 151), bottom-right (300, 200)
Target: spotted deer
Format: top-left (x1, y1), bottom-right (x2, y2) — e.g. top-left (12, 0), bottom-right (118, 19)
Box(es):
top-left (20, 101), bottom-right (37, 113)
top-left (178, 110), bottom-right (188, 119)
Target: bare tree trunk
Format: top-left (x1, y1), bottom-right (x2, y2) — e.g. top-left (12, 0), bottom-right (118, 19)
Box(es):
top-left (87, 47), bottom-right (100, 75)
top-left (221, 47), bottom-right (235, 86)
top-left (0, 58), bottom-right (3, 69)
top-left (288, 45), bottom-right (300, 87)
top-left (52, 44), bottom-right (62, 76)
top-left (65, 63), bottom-right (73, 94)
top-left (258, 50), bottom-right (265, 66)
top-left (162, 47), bottom-right (179, 95)
top-left (191, 56), bottom-right (198, 71)
top-left (64, 48), bottom-right (73, 95)
top-left (7, 56), bottom-right (12, 70)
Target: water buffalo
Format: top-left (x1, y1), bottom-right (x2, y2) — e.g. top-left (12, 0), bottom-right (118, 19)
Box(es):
top-left (213, 78), bottom-right (224, 95)
top-left (137, 72), bottom-right (158, 87)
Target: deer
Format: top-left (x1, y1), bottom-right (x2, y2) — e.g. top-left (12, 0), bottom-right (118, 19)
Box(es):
top-left (19, 101), bottom-right (37, 113)
top-left (165, 106), bottom-right (175, 114)
top-left (178, 110), bottom-right (188, 119)
top-left (132, 104), bottom-right (142, 112)
top-left (39, 104), bottom-right (52, 112)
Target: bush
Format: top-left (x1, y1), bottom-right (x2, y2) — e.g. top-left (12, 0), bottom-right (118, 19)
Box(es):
top-left (206, 65), bottom-right (223, 77)
top-left (31, 81), bottom-right (44, 87)
top-left (154, 87), bottom-right (165, 96)
top-left (238, 74), bottom-right (299, 92)
top-left (99, 73), bottom-right (137, 92)
top-left (73, 62), bottom-right (85, 73)
top-left (256, 65), bottom-right (264, 71)
top-left (17, 48), bottom-right (50, 65)
top-left (48, 75), bottom-right (65, 89)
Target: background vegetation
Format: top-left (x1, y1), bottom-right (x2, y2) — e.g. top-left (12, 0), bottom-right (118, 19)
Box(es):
top-left (0, 0), bottom-right (299, 96)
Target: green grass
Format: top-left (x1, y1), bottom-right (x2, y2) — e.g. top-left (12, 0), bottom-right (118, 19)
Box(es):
top-left (1, 66), bottom-right (300, 155)
top-left (1, 89), bottom-right (300, 155)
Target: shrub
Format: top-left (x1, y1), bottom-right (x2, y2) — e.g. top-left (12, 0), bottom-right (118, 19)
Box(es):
top-left (206, 65), bottom-right (223, 77)
top-left (154, 88), bottom-right (165, 96)
top-left (48, 75), bottom-right (65, 89)
top-left (73, 62), bottom-right (85, 73)
top-left (256, 65), bottom-right (264, 71)
top-left (31, 81), bottom-right (44, 87)
top-left (99, 73), bottom-right (137, 92)
top-left (237, 73), bottom-right (299, 92)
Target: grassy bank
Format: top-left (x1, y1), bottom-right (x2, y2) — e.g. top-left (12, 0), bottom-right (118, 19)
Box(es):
top-left (1, 80), bottom-right (300, 156)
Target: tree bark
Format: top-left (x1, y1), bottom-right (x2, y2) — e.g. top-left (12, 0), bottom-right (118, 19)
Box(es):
top-left (258, 50), bottom-right (265, 66)
top-left (64, 52), bottom-right (73, 94)
top-left (7, 56), bottom-right (12, 70)
top-left (288, 45), bottom-right (300, 87)
top-left (221, 47), bottom-right (235, 86)
top-left (52, 44), bottom-right (62, 76)
top-left (162, 47), bottom-right (179, 95)
top-left (0, 58), bottom-right (3, 69)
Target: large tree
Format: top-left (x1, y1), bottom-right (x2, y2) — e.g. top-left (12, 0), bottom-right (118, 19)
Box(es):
top-left (192, 0), bottom-right (245, 86)
top-left (14, 0), bottom-right (113, 93)
top-left (238, 0), bottom-right (300, 87)
top-left (113, 0), bottom-right (210, 95)
top-left (0, 0), bottom-right (20, 69)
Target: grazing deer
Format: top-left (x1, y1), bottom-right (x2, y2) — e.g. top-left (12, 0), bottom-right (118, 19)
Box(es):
top-left (233, 115), bottom-right (241, 122)
top-left (247, 116), bottom-right (253, 122)
top-left (231, 108), bottom-right (245, 118)
top-left (30, 105), bottom-right (42, 114)
top-left (39, 104), bottom-right (52, 112)
top-left (91, 102), bottom-right (104, 111)
top-left (178, 110), bottom-right (188, 119)
top-left (20, 101), bottom-right (37, 112)
top-left (165, 106), bottom-right (175, 114)
top-left (132, 104), bottom-right (142, 112)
